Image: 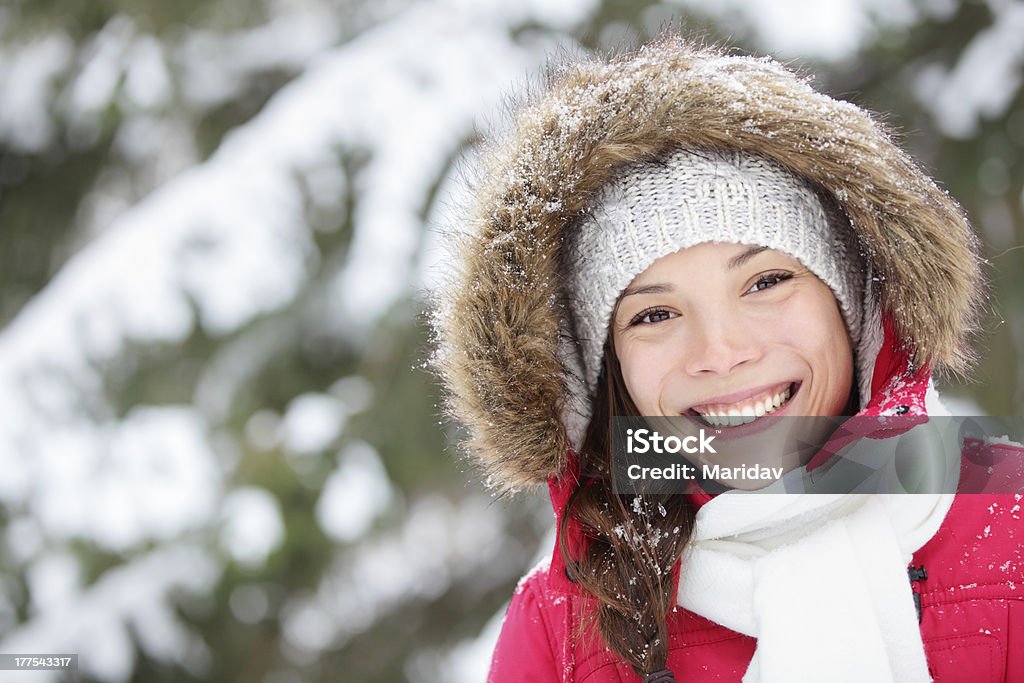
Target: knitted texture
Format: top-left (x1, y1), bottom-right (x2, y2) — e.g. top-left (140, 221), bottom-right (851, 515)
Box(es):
top-left (566, 149), bottom-right (867, 398)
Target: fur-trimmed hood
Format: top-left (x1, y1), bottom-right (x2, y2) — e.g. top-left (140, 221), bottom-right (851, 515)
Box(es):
top-left (429, 36), bottom-right (984, 494)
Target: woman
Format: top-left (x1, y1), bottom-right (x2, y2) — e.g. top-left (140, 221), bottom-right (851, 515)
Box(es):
top-left (430, 36), bottom-right (1024, 682)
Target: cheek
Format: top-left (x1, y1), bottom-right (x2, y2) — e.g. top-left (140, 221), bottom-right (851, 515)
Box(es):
top-left (781, 309), bottom-right (846, 350)
top-left (782, 294), bottom-right (854, 409)
top-left (617, 343), bottom-right (672, 414)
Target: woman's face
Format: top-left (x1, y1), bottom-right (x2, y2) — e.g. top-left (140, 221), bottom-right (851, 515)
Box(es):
top-left (611, 242), bottom-right (853, 422)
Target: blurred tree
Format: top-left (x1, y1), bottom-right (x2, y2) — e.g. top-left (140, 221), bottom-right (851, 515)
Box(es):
top-left (822, 0), bottom-right (1024, 414)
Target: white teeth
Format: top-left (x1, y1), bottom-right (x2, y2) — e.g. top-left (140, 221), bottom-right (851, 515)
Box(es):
top-left (695, 384), bottom-right (796, 426)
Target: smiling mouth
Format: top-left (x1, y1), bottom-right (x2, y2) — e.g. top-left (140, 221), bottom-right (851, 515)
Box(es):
top-left (685, 382), bottom-right (801, 427)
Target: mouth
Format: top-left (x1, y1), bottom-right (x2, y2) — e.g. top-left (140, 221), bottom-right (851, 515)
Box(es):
top-left (684, 381), bottom-right (801, 428)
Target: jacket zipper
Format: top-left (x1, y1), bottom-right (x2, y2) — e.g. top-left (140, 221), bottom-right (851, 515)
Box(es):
top-left (908, 564), bottom-right (927, 623)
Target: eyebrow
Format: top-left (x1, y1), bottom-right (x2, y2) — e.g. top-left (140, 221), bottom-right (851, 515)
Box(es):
top-left (620, 283), bottom-right (674, 298)
top-left (728, 245), bottom-right (770, 269)
top-left (619, 246), bottom-right (771, 299)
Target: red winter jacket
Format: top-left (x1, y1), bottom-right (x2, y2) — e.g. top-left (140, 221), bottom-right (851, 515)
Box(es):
top-left (488, 351), bottom-right (1024, 682)
top-left (427, 38), bottom-right (1008, 683)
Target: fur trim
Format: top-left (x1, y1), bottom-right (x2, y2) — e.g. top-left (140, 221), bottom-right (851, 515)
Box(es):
top-left (429, 36), bottom-right (984, 493)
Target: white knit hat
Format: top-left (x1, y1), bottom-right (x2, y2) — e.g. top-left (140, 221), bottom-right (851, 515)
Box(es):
top-left (566, 149), bottom-right (869, 401)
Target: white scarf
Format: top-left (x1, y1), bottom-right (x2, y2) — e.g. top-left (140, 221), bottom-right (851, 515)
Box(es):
top-left (677, 491), bottom-right (954, 682)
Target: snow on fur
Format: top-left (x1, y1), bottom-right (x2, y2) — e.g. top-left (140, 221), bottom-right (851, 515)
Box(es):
top-left (430, 36), bottom-right (985, 494)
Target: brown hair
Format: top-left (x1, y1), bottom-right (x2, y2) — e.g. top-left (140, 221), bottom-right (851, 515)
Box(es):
top-left (559, 328), bottom-right (697, 677)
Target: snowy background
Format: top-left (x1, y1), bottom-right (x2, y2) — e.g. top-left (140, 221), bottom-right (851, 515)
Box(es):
top-left (0, 0), bottom-right (1021, 681)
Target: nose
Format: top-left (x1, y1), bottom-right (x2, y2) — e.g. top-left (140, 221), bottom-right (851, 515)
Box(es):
top-left (683, 308), bottom-right (762, 376)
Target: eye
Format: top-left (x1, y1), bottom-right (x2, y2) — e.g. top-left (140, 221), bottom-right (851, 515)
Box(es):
top-left (629, 307), bottom-right (678, 326)
top-left (746, 271), bottom-right (792, 294)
